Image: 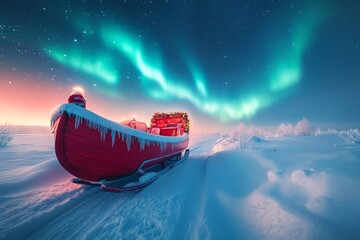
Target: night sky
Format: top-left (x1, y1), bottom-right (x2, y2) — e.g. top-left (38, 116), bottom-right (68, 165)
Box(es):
top-left (1, 0), bottom-right (359, 131)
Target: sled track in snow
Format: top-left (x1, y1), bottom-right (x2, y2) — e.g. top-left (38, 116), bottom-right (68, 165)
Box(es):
top-left (170, 154), bottom-right (211, 239)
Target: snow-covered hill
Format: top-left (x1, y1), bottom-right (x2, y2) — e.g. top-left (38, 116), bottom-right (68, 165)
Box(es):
top-left (0, 131), bottom-right (360, 239)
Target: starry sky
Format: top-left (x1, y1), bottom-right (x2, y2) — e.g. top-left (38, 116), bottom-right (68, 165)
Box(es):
top-left (0, 0), bottom-right (359, 132)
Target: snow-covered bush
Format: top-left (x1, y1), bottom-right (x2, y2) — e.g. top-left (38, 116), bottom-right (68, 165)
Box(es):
top-left (275, 123), bottom-right (294, 136)
top-left (338, 129), bottom-right (360, 143)
top-left (313, 128), bottom-right (338, 136)
top-left (275, 118), bottom-right (314, 137)
top-left (294, 118), bottom-right (313, 136)
top-left (314, 128), bottom-right (321, 136)
top-left (0, 123), bottom-right (13, 146)
top-left (229, 122), bottom-right (264, 149)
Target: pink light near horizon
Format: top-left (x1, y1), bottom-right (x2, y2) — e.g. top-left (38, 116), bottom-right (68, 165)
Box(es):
top-left (0, 73), bottom-right (223, 133)
top-left (0, 74), bottom-right (64, 126)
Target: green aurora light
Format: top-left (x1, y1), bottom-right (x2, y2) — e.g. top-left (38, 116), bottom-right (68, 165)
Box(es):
top-left (43, 3), bottom-right (327, 122)
top-left (45, 47), bottom-right (118, 84)
top-left (99, 18), bottom-right (322, 121)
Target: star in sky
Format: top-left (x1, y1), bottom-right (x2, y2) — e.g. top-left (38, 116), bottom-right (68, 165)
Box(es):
top-left (0, 0), bottom-right (359, 129)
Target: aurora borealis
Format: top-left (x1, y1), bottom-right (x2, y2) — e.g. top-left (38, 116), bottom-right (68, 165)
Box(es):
top-left (1, 0), bottom-right (360, 130)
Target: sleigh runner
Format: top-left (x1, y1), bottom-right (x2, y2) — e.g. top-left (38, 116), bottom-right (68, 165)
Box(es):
top-left (51, 98), bottom-right (189, 190)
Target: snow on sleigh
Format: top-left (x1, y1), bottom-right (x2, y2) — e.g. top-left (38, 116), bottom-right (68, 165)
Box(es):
top-left (51, 92), bottom-right (189, 192)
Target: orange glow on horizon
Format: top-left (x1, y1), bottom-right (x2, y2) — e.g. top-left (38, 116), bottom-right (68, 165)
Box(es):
top-left (0, 75), bottom-right (108, 126)
top-left (0, 74), bottom-right (65, 126)
top-left (0, 73), bottom-right (225, 133)
top-left (0, 73), bottom-right (182, 126)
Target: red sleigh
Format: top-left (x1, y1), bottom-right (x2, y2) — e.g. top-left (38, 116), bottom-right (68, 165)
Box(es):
top-left (51, 103), bottom-right (189, 192)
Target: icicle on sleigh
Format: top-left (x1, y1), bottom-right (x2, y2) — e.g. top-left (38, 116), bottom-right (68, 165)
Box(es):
top-left (51, 93), bottom-right (189, 192)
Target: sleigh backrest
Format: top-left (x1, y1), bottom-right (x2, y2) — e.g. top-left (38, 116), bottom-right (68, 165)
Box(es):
top-left (150, 112), bottom-right (189, 136)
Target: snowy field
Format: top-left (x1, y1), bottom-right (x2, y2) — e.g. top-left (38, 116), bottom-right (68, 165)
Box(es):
top-left (1, 129), bottom-right (360, 239)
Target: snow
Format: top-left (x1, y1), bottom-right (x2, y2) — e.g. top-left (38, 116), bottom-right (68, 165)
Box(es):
top-left (123, 172), bottom-right (159, 188)
top-left (1, 129), bottom-right (360, 239)
top-left (51, 104), bottom-right (188, 152)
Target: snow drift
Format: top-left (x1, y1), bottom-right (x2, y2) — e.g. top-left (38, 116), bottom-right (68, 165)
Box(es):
top-left (1, 129), bottom-right (360, 239)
